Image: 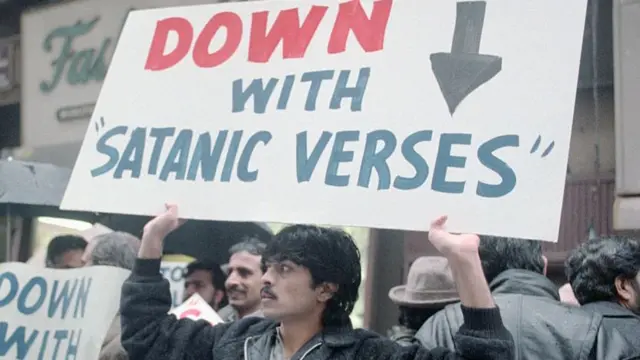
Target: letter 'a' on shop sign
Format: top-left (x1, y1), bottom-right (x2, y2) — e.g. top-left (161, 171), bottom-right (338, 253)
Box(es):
top-left (61, 0), bottom-right (588, 242)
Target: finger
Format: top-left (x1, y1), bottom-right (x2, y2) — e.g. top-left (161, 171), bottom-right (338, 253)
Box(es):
top-left (430, 215), bottom-right (448, 229)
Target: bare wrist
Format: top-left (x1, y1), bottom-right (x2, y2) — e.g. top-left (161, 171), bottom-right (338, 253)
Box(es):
top-left (446, 250), bottom-right (482, 270)
top-left (138, 231), bottom-right (165, 259)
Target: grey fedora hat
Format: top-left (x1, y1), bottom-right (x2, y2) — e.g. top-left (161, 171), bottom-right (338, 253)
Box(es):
top-left (388, 256), bottom-right (459, 307)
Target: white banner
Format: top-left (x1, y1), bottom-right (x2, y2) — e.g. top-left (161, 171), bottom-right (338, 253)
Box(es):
top-left (0, 262), bottom-right (129, 359)
top-left (61, 0), bottom-right (587, 241)
top-left (159, 261), bottom-right (187, 308)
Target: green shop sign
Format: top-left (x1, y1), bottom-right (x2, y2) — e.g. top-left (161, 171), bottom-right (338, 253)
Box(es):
top-left (40, 10), bottom-right (133, 122)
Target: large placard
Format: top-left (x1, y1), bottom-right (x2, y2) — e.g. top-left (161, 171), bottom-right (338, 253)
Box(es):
top-left (61, 0), bottom-right (587, 241)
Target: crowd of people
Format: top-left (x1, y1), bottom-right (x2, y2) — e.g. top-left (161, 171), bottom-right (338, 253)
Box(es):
top-left (42, 205), bottom-right (640, 360)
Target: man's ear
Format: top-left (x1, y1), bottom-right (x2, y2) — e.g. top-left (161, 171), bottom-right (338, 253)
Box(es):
top-left (541, 255), bottom-right (548, 276)
top-left (214, 290), bottom-right (225, 308)
top-left (615, 276), bottom-right (634, 302)
top-left (317, 283), bottom-right (338, 303)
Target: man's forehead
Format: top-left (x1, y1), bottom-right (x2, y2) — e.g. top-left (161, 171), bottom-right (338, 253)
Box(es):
top-left (186, 269), bottom-right (211, 280)
top-left (60, 249), bottom-right (84, 267)
top-left (229, 251), bottom-right (261, 267)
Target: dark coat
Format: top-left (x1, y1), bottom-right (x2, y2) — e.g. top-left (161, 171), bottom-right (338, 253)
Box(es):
top-left (120, 259), bottom-right (514, 360)
top-left (581, 301), bottom-right (640, 352)
top-left (415, 270), bottom-right (635, 360)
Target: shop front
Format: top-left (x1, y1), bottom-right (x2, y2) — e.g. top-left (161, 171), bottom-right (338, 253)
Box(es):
top-left (19, 0), bottom-right (229, 169)
top-left (16, 0), bottom-right (222, 260)
top-left (0, 34), bottom-right (21, 261)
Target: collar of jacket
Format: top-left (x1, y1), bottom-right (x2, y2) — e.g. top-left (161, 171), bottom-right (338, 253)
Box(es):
top-left (316, 320), bottom-right (359, 347)
top-left (252, 320), bottom-right (360, 349)
top-left (489, 269), bottom-right (560, 300)
top-left (583, 301), bottom-right (640, 319)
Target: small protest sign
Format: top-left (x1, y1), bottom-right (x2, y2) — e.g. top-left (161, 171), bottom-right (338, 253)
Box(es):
top-left (0, 262), bottom-right (129, 360)
top-left (169, 293), bottom-right (224, 325)
top-left (160, 261), bottom-right (187, 308)
top-left (61, 0), bottom-right (588, 241)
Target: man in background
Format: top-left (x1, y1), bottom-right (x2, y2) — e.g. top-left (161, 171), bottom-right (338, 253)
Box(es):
top-left (45, 234), bottom-right (87, 269)
top-left (387, 256), bottom-right (459, 346)
top-left (183, 260), bottom-right (228, 311)
top-left (566, 236), bottom-right (640, 351)
top-left (218, 237), bottom-right (266, 322)
top-left (84, 231), bottom-right (141, 360)
top-left (416, 236), bottom-right (631, 359)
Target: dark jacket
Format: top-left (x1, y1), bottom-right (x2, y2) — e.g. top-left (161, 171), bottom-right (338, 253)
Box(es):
top-left (121, 259), bottom-right (514, 360)
top-left (581, 301), bottom-right (640, 351)
top-left (415, 269), bottom-right (633, 360)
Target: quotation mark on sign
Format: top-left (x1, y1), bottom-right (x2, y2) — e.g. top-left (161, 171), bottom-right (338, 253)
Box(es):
top-left (529, 135), bottom-right (555, 158)
top-left (94, 117), bottom-right (106, 133)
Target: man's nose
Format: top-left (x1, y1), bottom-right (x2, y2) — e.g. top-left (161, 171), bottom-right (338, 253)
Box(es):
top-left (261, 267), bottom-right (274, 286)
top-left (225, 272), bottom-right (240, 289)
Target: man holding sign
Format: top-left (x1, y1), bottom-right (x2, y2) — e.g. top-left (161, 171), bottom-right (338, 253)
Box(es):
top-left (120, 205), bottom-right (513, 360)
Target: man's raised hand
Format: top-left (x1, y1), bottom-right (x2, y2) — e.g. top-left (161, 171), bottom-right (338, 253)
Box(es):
top-left (428, 215), bottom-right (480, 257)
top-left (143, 203), bottom-right (185, 239)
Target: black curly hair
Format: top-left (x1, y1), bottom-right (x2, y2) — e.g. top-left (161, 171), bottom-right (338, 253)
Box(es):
top-left (262, 225), bottom-right (361, 327)
top-left (566, 236), bottom-right (640, 305)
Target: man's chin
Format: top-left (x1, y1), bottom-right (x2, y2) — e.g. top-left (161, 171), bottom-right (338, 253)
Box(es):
top-left (261, 307), bottom-right (281, 320)
top-left (229, 299), bottom-right (246, 307)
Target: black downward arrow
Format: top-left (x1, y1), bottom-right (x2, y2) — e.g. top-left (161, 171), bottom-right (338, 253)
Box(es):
top-left (430, 1), bottom-right (502, 115)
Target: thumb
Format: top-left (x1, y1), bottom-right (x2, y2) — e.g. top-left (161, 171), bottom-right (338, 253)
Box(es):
top-left (165, 203), bottom-right (179, 216)
top-left (430, 215), bottom-right (448, 230)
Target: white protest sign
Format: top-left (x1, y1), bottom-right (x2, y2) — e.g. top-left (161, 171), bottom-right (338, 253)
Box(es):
top-left (169, 293), bottom-right (224, 325)
top-left (61, 0), bottom-right (588, 241)
top-left (159, 261), bottom-right (187, 308)
top-left (0, 262), bottom-right (129, 360)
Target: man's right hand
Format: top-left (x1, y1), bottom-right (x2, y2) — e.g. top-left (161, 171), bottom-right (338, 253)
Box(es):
top-left (143, 204), bottom-right (184, 238)
top-left (139, 204), bottom-right (185, 259)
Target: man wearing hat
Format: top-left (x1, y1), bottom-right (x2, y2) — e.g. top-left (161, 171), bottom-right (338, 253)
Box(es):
top-left (387, 256), bottom-right (459, 346)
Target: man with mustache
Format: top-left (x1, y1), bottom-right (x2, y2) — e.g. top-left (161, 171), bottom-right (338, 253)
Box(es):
top-left (218, 238), bottom-right (266, 321)
top-left (182, 260), bottom-right (228, 311)
top-left (120, 205), bottom-right (513, 360)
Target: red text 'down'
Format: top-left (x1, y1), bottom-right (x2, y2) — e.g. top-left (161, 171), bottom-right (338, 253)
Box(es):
top-left (144, 0), bottom-right (393, 71)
